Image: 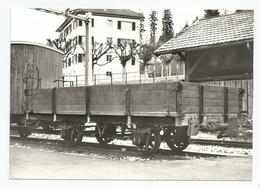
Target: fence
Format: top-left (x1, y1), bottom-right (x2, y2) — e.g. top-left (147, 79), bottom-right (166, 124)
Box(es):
top-left (56, 72), bottom-right (185, 87)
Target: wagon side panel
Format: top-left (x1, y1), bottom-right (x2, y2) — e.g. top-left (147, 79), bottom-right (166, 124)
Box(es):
top-left (30, 88), bottom-right (52, 114)
top-left (130, 83), bottom-right (178, 116)
top-left (55, 87), bottom-right (86, 115)
top-left (90, 85), bottom-right (127, 116)
top-left (181, 82), bottom-right (200, 114)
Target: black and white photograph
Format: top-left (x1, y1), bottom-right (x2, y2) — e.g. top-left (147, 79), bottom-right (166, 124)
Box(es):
top-left (1, 0), bottom-right (260, 188)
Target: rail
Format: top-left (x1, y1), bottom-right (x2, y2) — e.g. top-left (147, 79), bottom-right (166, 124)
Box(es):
top-left (190, 138), bottom-right (252, 149)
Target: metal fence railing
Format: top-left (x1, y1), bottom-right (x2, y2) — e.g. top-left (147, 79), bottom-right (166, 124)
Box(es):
top-left (56, 72), bottom-right (185, 87)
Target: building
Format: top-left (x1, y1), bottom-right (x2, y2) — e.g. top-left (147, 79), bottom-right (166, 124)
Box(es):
top-left (155, 10), bottom-right (253, 118)
top-left (145, 55), bottom-right (185, 81)
top-left (55, 9), bottom-right (143, 85)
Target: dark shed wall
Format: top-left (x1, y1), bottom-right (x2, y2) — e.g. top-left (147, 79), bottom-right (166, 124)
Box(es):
top-left (185, 43), bottom-right (253, 81)
top-left (10, 43), bottom-right (63, 114)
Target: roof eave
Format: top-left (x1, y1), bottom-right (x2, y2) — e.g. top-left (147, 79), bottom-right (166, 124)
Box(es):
top-left (154, 38), bottom-right (254, 56)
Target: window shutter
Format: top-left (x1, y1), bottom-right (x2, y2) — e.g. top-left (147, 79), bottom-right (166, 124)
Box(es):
top-left (78, 54), bottom-right (82, 62)
top-left (79, 36), bottom-right (82, 44)
top-left (79, 20), bottom-right (82, 26)
top-left (132, 22), bottom-right (136, 31)
top-left (91, 18), bottom-right (94, 27)
top-left (117, 21), bottom-right (121, 29)
top-left (131, 57), bottom-right (135, 65)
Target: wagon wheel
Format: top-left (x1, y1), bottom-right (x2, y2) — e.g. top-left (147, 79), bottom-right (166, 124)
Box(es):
top-left (17, 127), bottom-right (31, 138)
top-left (95, 123), bottom-right (115, 144)
top-left (70, 128), bottom-right (83, 145)
top-left (165, 127), bottom-right (189, 152)
top-left (143, 129), bottom-right (161, 155)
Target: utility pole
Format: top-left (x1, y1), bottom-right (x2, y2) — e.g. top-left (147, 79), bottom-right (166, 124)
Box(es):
top-left (32, 8), bottom-right (93, 86)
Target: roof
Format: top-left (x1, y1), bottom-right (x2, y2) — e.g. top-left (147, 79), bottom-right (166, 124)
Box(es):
top-left (155, 10), bottom-right (254, 55)
top-left (56, 9), bottom-right (144, 32)
top-left (11, 41), bottom-right (64, 54)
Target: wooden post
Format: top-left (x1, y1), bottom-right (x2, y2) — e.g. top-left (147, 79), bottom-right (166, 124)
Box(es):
top-left (224, 87), bottom-right (228, 123)
top-left (199, 85), bottom-right (204, 124)
top-left (85, 13), bottom-right (92, 86)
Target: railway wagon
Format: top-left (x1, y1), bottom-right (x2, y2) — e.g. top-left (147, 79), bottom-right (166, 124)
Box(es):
top-left (10, 41), bottom-right (63, 123)
top-left (17, 81), bottom-right (243, 154)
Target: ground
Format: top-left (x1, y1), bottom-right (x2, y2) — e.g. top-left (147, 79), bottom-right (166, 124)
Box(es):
top-left (9, 144), bottom-right (252, 180)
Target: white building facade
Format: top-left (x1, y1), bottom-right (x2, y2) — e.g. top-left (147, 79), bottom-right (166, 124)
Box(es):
top-left (56, 9), bottom-right (143, 85)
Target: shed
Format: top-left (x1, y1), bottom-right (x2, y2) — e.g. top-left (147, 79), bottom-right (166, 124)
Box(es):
top-left (155, 10), bottom-right (253, 117)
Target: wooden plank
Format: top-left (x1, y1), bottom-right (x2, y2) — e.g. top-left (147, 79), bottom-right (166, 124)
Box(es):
top-left (204, 106), bottom-right (224, 113)
top-left (204, 100), bottom-right (224, 106)
top-left (228, 106), bottom-right (240, 113)
top-left (181, 98), bottom-right (200, 106)
top-left (203, 91), bottom-right (224, 99)
top-left (182, 105), bottom-right (199, 113)
top-left (130, 82), bottom-right (169, 91)
top-left (182, 90), bottom-right (200, 98)
top-left (131, 104), bottom-right (167, 113)
top-left (204, 86), bottom-right (224, 93)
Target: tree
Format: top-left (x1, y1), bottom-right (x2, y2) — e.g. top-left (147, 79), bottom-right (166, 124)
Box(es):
top-left (159, 9), bottom-right (174, 45)
top-left (114, 41), bottom-right (143, 81)
top-left (139, 44), bottom-right (157, 66)
top-left (139, 12), bottom-right (146, 44)
top-left (149, 10), bottom-right (158, 46)
top-left (47, 38), bottom-right (113, 73)
top-left (46, 38), bottom-right (73, 64)
top-left (204, 9), bottom-right (220, 18)
top-left (92, 42), bottom-right (114, 67)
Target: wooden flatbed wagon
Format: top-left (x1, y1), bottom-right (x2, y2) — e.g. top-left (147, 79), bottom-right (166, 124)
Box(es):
top-left (17, 81), bottom-right (243, 154)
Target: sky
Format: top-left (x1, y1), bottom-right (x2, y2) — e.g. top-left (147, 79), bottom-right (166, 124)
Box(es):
top-left (10, 8), bottom-right (234, 45)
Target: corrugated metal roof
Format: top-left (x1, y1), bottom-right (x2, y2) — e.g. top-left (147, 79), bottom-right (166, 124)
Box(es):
top-left (56, 9), bottom-right (143, 32)
top-left (155, 10), bottom-right (254, 55)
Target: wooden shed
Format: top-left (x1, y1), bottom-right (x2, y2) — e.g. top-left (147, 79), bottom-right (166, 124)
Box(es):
top-left (10, 41), bottom-right (63, 115)
top-left (155, 10), bottom-right (253, 118)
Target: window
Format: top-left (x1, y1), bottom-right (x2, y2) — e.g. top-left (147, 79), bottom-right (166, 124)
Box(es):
top-left (78, 36), bottom-right (82, 44)
top-left (107, 55), bottom-right (112, 62)
top-left (107, 19), bottom-right (113, 28)
top-left (91, 18), bottom-right (94, 27)
top-left (78, 54), bottom-right (85, 62)
top-left (106, 71), bottom-right (112, 76)
top-left (132, 22), bottom-right (136, 31)
top-left (78, 54), bottom-right (82, 62)
top-left (107, 37), bottom-right (112, 44)
top-left (131, 57), bottom-right (135, 65)
top-left (118, 21), bottom-right (132, 31)
top-left (68, 58), bottom-right (71, 67)
top-left (91, 36), bottom-right (94, 45)
top-left (117, 38), bottom-right (134, 46)
top-left (117, 21), bottom-right (121, 29)
top-left (79, 20), bottom-right (82, 26)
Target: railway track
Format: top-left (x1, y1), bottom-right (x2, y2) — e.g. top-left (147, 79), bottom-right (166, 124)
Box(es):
top-left (190, 138), bottom-right (252, 149)
top-left (10, 127), bottom-right (253, 149)
top-left (10, 135), bottom-right (231, 161)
